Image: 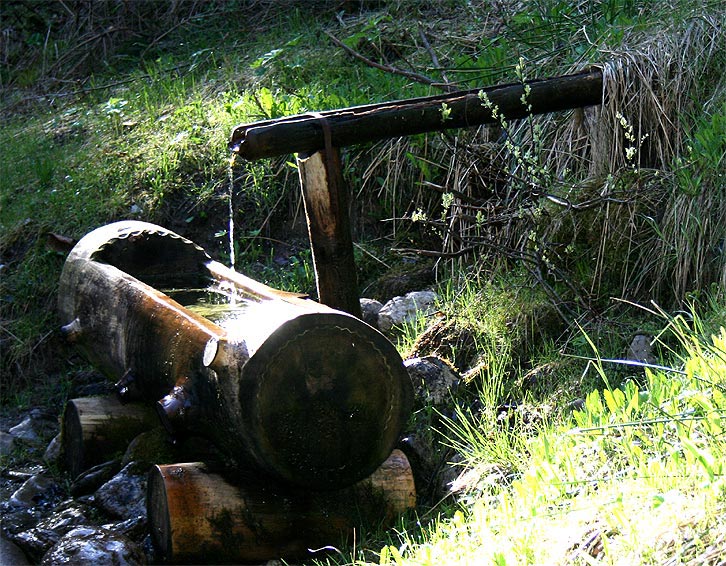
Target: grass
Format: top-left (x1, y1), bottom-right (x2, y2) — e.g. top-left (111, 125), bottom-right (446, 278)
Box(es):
top-left (362, 299), bottom-right (726, 566)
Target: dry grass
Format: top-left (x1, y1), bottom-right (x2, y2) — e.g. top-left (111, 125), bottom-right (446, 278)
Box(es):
top-left (378, 8), bottom-right (726, 309)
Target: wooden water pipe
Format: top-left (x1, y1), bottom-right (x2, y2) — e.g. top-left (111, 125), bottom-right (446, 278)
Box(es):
top-left (229, 68), bottom-right (603, 160)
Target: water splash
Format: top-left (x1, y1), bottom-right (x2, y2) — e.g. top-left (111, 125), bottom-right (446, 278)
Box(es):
top-left (228, 154), bottom-right (237, 272)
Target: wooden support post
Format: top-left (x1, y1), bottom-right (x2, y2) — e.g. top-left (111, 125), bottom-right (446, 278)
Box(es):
top-left (297, 147), bottom-right (362, 318)
top-left (147, 449), bottom-right (416, 564)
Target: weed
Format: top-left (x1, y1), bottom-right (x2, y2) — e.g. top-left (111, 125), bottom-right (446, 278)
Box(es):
top-left (369, 294), bottom-right (726, 564)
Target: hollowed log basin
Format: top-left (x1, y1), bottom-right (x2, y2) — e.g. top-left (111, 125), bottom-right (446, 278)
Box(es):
top-left (58, 221), bottom-right (413, 490)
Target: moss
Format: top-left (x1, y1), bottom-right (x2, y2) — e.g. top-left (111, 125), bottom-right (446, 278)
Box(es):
top-left (121, 427), bottom-right (177, 468)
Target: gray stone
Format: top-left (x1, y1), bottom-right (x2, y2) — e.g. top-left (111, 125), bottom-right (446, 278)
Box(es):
top-left (359, 298), bottom-right (383, 328)
top-left (1, 431), bottom-right (16, 455)
top-left (0, 536), bottom-right (31, 565)
top-left (1, 507), bottom-right (44, 537)
top-left (43, 434), bottom-right (61, 464)
top-left (40, 527), bottom-right (146, 566)
top-left (40, 502), bottom-right (94, 532)
top-left (70, 460), bottom-right (121, 497)
top-left (398, 433), bottom-right (453, 503)
top-left (378, 290), bottom-right (438, 334)
top-left (627, 334), bottom-right (656, 365)
top-left (404, 356), bottom-right (460, 406)
top-left (94, 463), bottom-right (146, 520)
top-left (12, 500), bottom-right (91, 563)
top-left (11, 528), bottom-right (60, 562)
top-left (9, 417), bottom-right (40, 443)
top-left (9, 474), bottom-right (60, 509)
top-left (101, 516), bottom-right (147, 543)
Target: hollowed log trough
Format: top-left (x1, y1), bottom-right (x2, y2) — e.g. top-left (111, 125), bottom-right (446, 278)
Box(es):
top-left (58, 220), bottom-right (413, 491)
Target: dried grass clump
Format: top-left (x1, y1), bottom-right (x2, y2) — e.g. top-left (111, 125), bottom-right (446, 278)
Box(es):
top-left (577, 12), bottom-right (725, 303)
top-left (392, 9), bottom-right (725, 309)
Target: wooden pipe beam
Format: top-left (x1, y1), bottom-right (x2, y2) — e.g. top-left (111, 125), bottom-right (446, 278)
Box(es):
top-left (229, 68), bottom-right (603, 161)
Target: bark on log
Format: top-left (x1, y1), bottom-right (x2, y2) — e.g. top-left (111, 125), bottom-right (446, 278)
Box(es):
top-left (61, 396), bottom-right (157, 479)
top-left (297, 148), bottom-right (361, 317)
top-left (58, 221), bottom-right (412, 489)
top-left (229, 68), bottom-right (603, 161)
top-left (147, 449), bottom-right (415, 564)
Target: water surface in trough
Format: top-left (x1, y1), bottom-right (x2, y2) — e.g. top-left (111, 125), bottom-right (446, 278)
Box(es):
top-left (163, 284), bottom-right (294, 349)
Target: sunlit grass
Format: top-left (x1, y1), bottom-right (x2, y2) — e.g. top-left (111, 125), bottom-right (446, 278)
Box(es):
top-left (378, 304), bottom-right (726, 565)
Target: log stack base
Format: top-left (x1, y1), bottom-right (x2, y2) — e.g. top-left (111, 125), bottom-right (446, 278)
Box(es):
top-left (147, 450), bottom-right (416, 564)
top-left (61, 395), bottom-right (416, 563)
top-left (61, 396), bottom-right (157, 478)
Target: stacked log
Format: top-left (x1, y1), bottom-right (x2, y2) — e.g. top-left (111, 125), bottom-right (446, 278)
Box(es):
top-left (61, 396), bottom-right (157, 479)
top-left (58, 221), bottom-right (416, 562)
top-left (58, 221), bottom-right (412, 490)
top-left (147, 450), bottom-right (415, 564)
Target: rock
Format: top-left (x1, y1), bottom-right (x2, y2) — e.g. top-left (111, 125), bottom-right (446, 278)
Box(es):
top-left (9, 474), bottom-right (61, 509)
top-left (40, 526), bottom-right (146, 566)
top-left (567, 398), bottom-right (586, 412)
top-left (404, 356), bottom-right (460, 406)
top-left (1, 431), bottom-right (16, 455)
top-left (70, 460), bottom-right (122, 497)
top-left (518, 361), bottom-right (562, 392)
top-left (412, 317), bottom-right (478, 371)
top-left (12, 502), bottom-right (94, 561)
top-left (94, 463), bottom-right (146, 520)
top-left (41, 501), bottom-right (94, 532)
top-left (0, 507), bottom-right (45, 537)
top-left (627, 334), bottom-right (656, 365)
top-left (0, 536), bottom-right (31, 565)
top-left (43, 434), bottom-right (62, 464)
top-left (398, 433), bottom-right (453, 504)
top-left (359, 298), bottom-right (383, 328)
top-left (439, 452), bottom-right (468, 494)
top-left (101, 515), bottom-right (147, 543)
top-left (364, 261), bottom-right (436, 302)
top-left (68, 370), bottom-right (115, 398)
top-left (11, 527), bottom-right (60, 562)
top-left (9, 417), bottom-right (41, 443)
top-left (378, 290), bottom-right (438, 334)
top-left (121, 429), bottom-right (176, 468)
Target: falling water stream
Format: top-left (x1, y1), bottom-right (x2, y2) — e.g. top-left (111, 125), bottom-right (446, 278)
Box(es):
top-left (227, 154), bottom-right (237, 272)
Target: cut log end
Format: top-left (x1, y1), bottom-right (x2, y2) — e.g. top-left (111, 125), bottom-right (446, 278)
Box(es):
top-left (61, 396), bottom-right (158, 479)
top-left (239, 314), bottom-right (413, 489)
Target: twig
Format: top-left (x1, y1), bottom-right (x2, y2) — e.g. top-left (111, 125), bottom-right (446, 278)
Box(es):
top-left (141, 17), bottom-right (192, 59)
top-left (392, 246), bottom-right (477, 258)
top-left (354, 243), bottom-right (391, 268)
top-left (324, 31), bottom-right (455, 92)
top-left (418, 23), bottom-right (450, 86)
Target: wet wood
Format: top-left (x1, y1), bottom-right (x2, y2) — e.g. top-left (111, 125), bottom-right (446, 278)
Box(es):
top-left (297, 148), bottom-right (362, 317)
top-left (229, 68), bottom-right (603, 160)
top-left (59, 221), bottom-right (412, 489)
top-left (147, 449), bottom-right (416, 564)
top-left (61, 396), bottom-right (157, 479)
